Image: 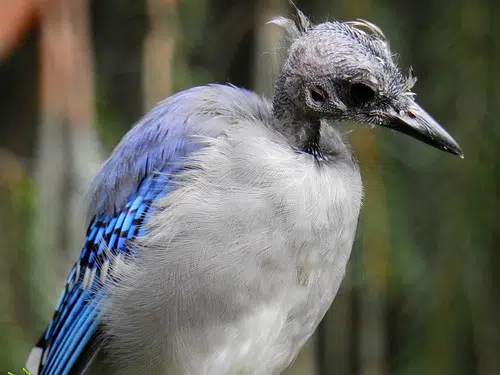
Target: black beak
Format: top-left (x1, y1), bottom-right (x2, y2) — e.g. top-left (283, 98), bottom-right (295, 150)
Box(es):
top-left (383, 102), bottom-right (464, 158)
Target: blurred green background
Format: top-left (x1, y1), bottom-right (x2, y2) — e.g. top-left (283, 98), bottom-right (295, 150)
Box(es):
top-left (0, 0), bottom-right (498, 374)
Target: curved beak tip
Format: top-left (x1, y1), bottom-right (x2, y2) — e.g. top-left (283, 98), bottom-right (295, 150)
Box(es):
top-left (451, 148), bottom-right (465, 159)
top-left (441, 139), bottom-right (464, 159)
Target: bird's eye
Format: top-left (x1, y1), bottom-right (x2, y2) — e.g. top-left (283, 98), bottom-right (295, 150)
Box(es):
top-left (349, 83), bottom-right (376, 105)
top-left (309, 86), bottom-right (328, 104)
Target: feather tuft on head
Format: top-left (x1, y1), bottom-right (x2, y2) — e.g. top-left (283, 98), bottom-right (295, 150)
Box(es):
top-left (404, 66), bottom-right (418, 93)
top-left (345, 19), bottom-right (386, 40)
top-left (267, 0), bottom-right (312, 39)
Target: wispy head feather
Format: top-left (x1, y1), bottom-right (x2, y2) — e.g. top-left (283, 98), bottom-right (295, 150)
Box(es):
top-left (345, 19), bottom-right (386, 40)
top-left (267, 0), bottom-right (312, 39)
top-left (404, 66), bottom-right (418, 93)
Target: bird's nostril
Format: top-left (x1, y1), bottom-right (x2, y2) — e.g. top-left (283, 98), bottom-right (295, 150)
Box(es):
top-left (408, 110), bottom-right (416, 119)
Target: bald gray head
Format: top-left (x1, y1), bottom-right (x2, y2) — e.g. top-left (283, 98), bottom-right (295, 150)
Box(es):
top-left (270, 5), bottom-right (463, 157)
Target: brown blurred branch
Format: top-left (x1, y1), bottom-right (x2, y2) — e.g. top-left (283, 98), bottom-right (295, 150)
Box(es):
top-left (143, 0), bottom-right (178, 109)
top-left (0, 0), bottom-right (58, 59)
top-left (34, 0), bottom-right (101, 301)
top-left (253, 0), bottom-right (286, 96)
top-left (0, 0), bottom-right (37, 59)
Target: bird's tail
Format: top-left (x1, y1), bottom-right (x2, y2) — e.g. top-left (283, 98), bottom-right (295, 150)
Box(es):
top-left (25, 330), bottom-right (103, 375)
top-left (25, 333), bottom-right (46, 375)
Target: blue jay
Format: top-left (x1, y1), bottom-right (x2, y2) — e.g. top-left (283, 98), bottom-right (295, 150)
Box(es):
top-left (26, 6), bottom-right (462, 375)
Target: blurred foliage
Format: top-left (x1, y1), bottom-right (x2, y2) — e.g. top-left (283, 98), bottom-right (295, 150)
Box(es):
top-left (0, 0), bottom-right (499, 374)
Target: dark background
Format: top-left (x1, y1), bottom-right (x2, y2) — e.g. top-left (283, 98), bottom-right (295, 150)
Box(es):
top-left (1, 0), bottom-right (498, 374)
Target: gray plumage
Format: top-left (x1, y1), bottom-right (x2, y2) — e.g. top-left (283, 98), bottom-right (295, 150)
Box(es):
top-left (26, 5), bottom-right (462, 375)
top-left (103, 92), bottom-right (361, 374)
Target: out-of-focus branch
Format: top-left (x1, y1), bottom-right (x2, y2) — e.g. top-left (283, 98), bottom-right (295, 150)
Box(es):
top-left (352, 129), bottom-right (390, 375)
top-left (0, 0), bottom-right (60, 59)
top-left (253, 0), bottom-right (286, 96)
top-left (143, 0), bottom-right (179, 110)
top-left (0, 0), bottom-right (37, 59)
top-left (33, 0), bottom-right (101, 317)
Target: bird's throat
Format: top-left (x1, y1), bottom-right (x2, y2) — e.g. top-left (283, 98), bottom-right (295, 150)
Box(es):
top-left (271, 99), bottom-right (322, 157)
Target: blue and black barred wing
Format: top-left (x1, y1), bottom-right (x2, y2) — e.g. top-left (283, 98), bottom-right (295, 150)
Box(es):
top-left (26, 174), bottom-right (171, 375)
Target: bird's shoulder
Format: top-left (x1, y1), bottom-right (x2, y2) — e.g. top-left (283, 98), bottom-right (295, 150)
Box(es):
top-left (87, 84), bottom-right (273, 219)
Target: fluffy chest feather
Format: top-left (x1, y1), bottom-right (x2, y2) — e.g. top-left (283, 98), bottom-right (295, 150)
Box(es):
top-left (102, 121), bottom-right (362, 374)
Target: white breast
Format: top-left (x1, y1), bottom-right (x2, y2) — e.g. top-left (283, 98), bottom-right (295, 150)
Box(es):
top-left (102, 120), bottom-right (362, 375)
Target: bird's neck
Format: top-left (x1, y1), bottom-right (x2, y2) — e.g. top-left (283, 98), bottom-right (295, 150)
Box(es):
top-left (271, 86), bottom-right (322, 156)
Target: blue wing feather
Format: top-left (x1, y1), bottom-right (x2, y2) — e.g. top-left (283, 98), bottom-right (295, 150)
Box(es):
top-left (39, 174), bottom-right (170, 375)
top-left (27, 84), bottom-right (272, 375)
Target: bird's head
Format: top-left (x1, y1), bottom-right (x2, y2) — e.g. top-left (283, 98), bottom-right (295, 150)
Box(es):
top-left (270, 4), bottom-right (463, 157)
